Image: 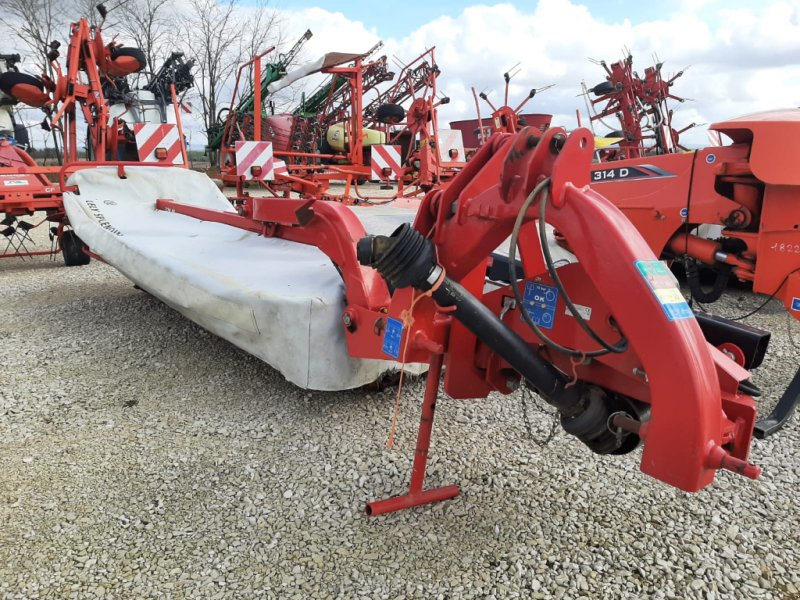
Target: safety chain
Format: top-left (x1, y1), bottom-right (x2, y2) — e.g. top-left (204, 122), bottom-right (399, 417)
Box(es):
top-left (518, 385), bottom-right (560, 447)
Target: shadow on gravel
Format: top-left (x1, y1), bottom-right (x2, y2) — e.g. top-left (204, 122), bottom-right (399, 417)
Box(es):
top-left (0, 258), bottom-right (65, 273)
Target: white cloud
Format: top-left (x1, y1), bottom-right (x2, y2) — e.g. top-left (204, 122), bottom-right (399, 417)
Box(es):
top-left (277, 0), bottom-right (800, 147)
top-left (8, 0), bottom-right (800, 150)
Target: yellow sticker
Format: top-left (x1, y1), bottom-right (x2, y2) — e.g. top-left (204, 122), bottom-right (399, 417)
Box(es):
top-left (654, 288), bottom-right (685, 304)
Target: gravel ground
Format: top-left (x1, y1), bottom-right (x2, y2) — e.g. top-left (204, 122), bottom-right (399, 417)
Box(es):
top-left (0, 220), bottom-right (798, 599)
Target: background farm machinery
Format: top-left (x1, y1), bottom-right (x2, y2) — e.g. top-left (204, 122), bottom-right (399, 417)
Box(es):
top-left (449, 66), bottom-right (554, 157)
top-left (361, 48), bottom-right (465, 195)
top-left (215, 45), bottom-right (469, 202)
top-left (582, 54), bottom-right (696, 160)
top-left (208, 28), bottom-right (312, 173)
top-left (578, 54), bottom-right (799, 437)
top-left (0, 53), bottom-right (65, 261)
top-left (0, 3), bottom-right (193, 264)
top-left (214, 33), bottom-right (397, 200)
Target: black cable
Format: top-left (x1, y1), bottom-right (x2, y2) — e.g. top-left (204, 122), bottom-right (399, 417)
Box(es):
top-left (729, 268), bottom-right (799, 321)
top-left (788, 312), bottom-right (799, 350)
top-left (538, 182), bottom-right (628, 354)
top-left (685, 257), bottom-right (731, 303)
top-left (682, 150), bottom-right (700, 306)
top-left (507, 179), bottom-right (626, 358)
top-left (508, 180), bottom-right (587, 356)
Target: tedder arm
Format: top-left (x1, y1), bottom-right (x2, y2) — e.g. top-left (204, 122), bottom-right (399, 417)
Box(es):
top-left (156, 126), bottom-right (761, 515)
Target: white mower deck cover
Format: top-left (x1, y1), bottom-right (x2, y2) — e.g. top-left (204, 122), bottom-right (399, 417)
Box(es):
top-left (63, 166), bottom-right (418, 391)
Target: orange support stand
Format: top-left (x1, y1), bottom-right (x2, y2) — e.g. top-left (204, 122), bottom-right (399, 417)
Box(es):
top-left (365, 353), bottom-right (460, 516)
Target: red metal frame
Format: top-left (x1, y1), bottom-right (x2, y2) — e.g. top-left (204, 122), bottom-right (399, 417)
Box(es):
top-left (152, 125), bottom-right (761, 513)
top-left (365, 353), bottom-right (460, 515)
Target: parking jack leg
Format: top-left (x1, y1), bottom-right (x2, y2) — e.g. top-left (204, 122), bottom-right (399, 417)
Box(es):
top-left (366, 353), bottom-right (459, 516)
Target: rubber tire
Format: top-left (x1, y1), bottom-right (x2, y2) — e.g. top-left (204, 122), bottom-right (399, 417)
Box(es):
top-left (375, 103), bottom-right (405, 124)
top-left (317, 137), bottom-right (334, 164)
top-left (591, 81), bottom-right (616, 96)
top-left (61, 230), bottom-right (91, 267)
top-left (107, 47), bottom-right (147, 76)
top-left (12, 122), bottom-right (29, 147)
top-left (0, 72), bottom-right (48, 106)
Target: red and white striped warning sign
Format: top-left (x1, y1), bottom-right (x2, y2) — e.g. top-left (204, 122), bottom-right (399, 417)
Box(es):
top-left (133, 123), bottom-right (184, 165)
top-left (437, 129), bottom-right (465, 164)
top-left (370, 145), bottom-right (402, 181)
top-left (235, 141), bottom-right (274, 181)
top-left (273, 159), bottom-right (288, 177)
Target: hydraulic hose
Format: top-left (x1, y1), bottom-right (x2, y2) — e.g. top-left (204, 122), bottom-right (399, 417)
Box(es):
top-left (426, 269), bottom-right (583, 414)
top-left (357, 223), bottom-right (644, 454)
top-left (357, 223), bottom-right (584, 415)
top-left (685, 257), bottom-right (731, 304)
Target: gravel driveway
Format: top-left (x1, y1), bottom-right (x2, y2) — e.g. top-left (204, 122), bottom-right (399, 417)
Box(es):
top-left (1, 225), bottom-right (798, 599)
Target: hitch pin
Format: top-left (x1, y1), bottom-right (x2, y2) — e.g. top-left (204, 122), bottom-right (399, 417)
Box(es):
top-left (610, 413), bottom-right (643, 436)
top-left (705, 443), bottom-right (761, 480)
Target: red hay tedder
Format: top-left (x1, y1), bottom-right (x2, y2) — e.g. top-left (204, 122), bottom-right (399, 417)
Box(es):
top-left (0, 3), bottom-right (191, 265)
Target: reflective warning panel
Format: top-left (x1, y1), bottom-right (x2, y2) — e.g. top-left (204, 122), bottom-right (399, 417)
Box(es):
top-left (635, 260), bottom-right (693, 321)
top-left (521, 282), bottom-right (559, 330)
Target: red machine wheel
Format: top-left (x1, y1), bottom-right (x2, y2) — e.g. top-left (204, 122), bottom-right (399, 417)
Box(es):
top-left (106, 47), bottom-right (146, 77)
top-left (0, 72), bottom-right (49, 107)
top-left (718, 342), bottom-right (746, 367)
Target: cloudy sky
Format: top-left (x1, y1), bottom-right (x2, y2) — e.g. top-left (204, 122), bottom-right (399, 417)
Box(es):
top-left (256, 0), bottom-right (800, 147)
top-left (7, 0), bottom-right (800, 150)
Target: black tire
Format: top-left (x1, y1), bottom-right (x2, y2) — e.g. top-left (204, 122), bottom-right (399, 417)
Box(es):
top-left (12, 122), bottom-right (29, 147)
top-left (107, 47), bottom-right (147, 76)
top-left (111, 46), bottom-right (146, 63)
top-left (85, 127), bottom-right (94, 161)
top-left (375, 103), bottom-right (405, 124)
top-left (0, 72), bottom-right (48, 106)
top-left (317, 137), bottom-right (334, 164)
top-left (591, 81), bottom-right (616, 96)
top-left (61, 230), bottom-right (91, 267)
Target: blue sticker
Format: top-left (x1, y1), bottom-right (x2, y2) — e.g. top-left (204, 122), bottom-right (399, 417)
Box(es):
top-left (792, 297), bottom-right (800, 312)
top-left (663, 302), bottom-right (694, 321)
top-left (382, 317), bottom-right (403, 359)
top-left (680, 207), bottom-right (689, 219)
top-left (706, 153), bottom-right (716, 164)
top-left (634, 260), bottom-right (693, 321)
top-left (521, 282), bottom-right (559, 330)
